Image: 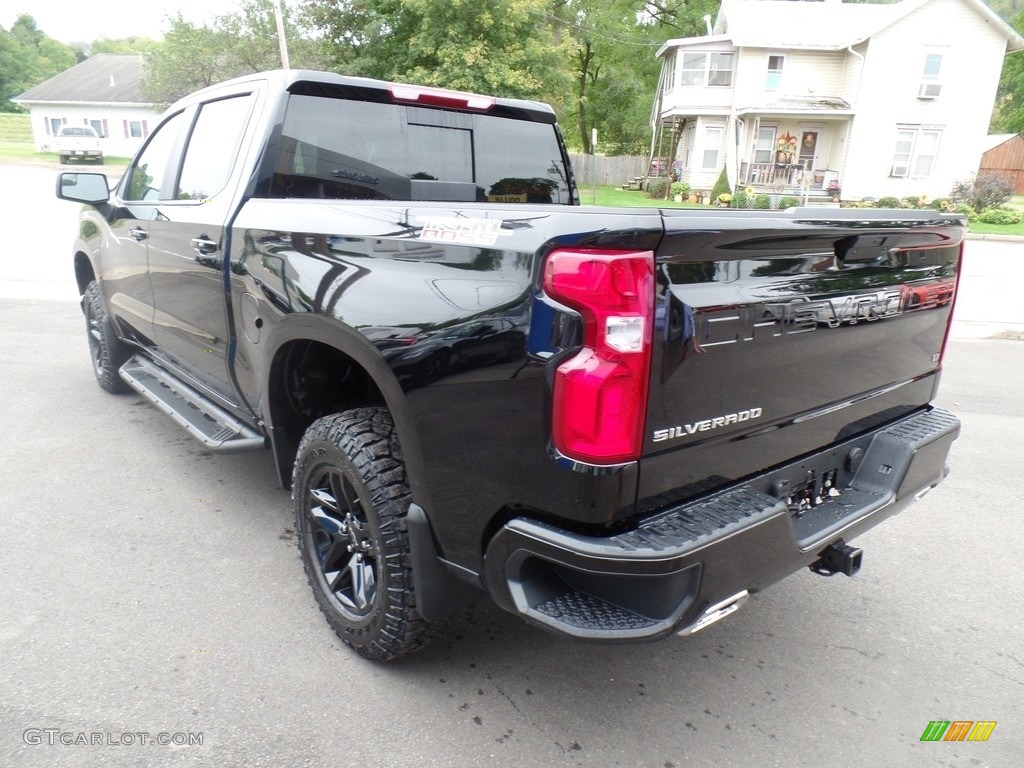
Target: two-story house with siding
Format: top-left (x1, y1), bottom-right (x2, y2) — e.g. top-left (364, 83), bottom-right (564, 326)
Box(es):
top-left (651, 0), bottom-right (1023, 202)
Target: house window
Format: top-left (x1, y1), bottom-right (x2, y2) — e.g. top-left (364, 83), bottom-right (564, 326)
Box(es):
top-left (680, 52), bottom-right (735, 87)
top-left (754, 126), bottom-right (777, 164)
top-left (918, 52), bottom-right (943, 99)
top-left (49, 118), bottom-right (63, 135)
top-left (128, 121), bottom-right (145, 138)
top-left (663, 53), bottom-right (677, 93)
top-left (709, 53), bottom-right (734, 87)
top-left (891, 126), bottom-right (941, 178)
top-left (766, 55), bottom-right (785, 90)
top-left (684, 126), bottom-right (695, 168)
top-left (90, 119), bottom-right (107, 138)
top-left (703, 126), bottom-right (724, 170)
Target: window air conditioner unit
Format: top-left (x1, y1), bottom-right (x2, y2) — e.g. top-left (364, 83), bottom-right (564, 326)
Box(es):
top-left (917, 83), bottom-right (941, 99)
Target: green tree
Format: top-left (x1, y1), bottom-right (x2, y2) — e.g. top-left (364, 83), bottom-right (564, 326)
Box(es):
top-left (301, 0), bottom-right (571, 101)
top-left (991, 11), bottom-right (1024, 133)
top-left (90, 37), bottom-right (161, 56)
top-left (143, 0), bottom-right (324, 105)
top-left (0, 15), bottom-right (78, 112)
top-left (551, 0), bottom-right (720, 155)
top-left (397, 0), bottom-right (571, 99)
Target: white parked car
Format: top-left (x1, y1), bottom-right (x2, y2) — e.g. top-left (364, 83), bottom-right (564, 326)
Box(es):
top-left (55, 125), bottom-right (103, 164)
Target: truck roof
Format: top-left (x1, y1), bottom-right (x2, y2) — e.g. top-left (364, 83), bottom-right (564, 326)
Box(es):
top-left (168, 69), bottom-right (559, 124)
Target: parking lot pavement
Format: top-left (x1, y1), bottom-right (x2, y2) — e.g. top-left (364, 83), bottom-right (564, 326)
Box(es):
top-left (0, 298), bottom-right (1021, 768)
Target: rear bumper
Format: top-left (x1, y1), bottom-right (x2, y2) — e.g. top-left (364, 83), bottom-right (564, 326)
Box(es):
top-left (483, 407), bottom-right (959, 641)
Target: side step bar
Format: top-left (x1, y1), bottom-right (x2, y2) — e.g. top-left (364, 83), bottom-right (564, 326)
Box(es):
top-left (119, 355), bottom-right (265, 453)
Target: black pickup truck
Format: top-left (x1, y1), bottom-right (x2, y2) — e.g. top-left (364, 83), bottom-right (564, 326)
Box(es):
top-left (57, 70), bottom-right (963, 661)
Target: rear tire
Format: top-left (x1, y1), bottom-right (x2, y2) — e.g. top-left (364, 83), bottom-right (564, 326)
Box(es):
top-left (293, 407), bottom-right (449, 661)
top-left (83, 280), bottom-right (131, 393)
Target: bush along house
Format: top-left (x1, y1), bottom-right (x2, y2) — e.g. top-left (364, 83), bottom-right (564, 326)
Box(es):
top-left (650, 0), bottom-right (1024, 204)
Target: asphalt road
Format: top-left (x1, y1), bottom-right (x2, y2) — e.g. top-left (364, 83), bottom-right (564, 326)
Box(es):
top-left (1, 164), bottom-right (1022, 767)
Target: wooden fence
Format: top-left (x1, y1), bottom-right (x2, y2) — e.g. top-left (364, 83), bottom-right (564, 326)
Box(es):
top-left (569, 154), bottom-right (649, 187)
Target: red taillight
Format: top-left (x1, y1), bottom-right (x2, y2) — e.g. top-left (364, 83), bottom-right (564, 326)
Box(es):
top-left (543, 249), bottom-right (655, 465)
top-left (388, 84), bottom-right (495, 112)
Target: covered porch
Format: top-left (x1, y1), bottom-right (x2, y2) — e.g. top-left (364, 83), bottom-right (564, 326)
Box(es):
top-left (735, 101), bottom-right (854, 200)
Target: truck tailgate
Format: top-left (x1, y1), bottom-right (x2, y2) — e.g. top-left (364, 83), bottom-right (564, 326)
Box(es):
top-left (640, 209), bottom-right (964, 508)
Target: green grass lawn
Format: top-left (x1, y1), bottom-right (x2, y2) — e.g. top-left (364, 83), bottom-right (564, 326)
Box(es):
top-left (0, 113), bottom-right (33, 142)
top-left (0, 140), bottom-right (130, 168)
top-left (580, 184), bottom-right (709, 209)
top-left (967, 220), bottom-right (1024, 236)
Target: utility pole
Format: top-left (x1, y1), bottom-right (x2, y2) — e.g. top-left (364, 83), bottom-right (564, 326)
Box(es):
top-left (272, 0), bottom-right (291, 69)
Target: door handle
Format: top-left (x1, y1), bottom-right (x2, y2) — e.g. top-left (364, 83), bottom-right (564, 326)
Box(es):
top-left (191, 236), bottom-right (218, 256)
top-left (129, 227), bottom-right (148, 242)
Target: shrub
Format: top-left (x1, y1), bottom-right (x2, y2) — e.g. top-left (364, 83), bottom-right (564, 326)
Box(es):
top-left (876, 196), bottom-right (902, 209)
top-left (717, 192), bottom-right (732, 206)
top-left (779, 196), bottom-right (800, 210)
top-left (754, 194), bottom-right (771, 209)
top-left (978, 207), bottom-right (1022, 225)
top-left (732, 190), bottom-right (748, 209)
top-left (931, 198), bottom-right (951, 211)
top-left (711, 167), bottom-right (731, 202)
top-left (952, 203), bottom-right (979, 222)
top-left (903, 196), bottom-right (920, 208)
top-left (950, 171), bottom-right (1014, 213)
top-left (670, 181), bottom-right (690, 199)
top-left (646, 177), bottom-right (668, 199)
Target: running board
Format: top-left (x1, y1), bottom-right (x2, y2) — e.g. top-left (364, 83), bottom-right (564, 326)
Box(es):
top-left (119, 355), bottom-right (266, 453)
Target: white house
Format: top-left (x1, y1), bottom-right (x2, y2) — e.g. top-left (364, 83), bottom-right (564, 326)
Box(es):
top-left (651, 0), bottom-right (1024, 201)
top-left (12, 54), bottom-right (163, 159)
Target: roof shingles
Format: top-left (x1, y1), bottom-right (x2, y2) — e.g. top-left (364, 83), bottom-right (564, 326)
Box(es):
top-left (14, 54), bottom-right (147, 105)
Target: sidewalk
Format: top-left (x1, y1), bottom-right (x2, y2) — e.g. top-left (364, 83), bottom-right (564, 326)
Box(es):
top-left (952, 238), bottom-right (1024, 340)
top-left (965, 232), bottom-right (1024, 243)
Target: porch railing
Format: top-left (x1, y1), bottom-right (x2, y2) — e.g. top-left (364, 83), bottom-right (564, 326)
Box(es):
top-left (741, 162), bottom-right (806, 188)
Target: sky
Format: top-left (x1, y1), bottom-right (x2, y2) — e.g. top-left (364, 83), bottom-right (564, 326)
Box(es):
top-left (2, 0), bottom-right (246, 45)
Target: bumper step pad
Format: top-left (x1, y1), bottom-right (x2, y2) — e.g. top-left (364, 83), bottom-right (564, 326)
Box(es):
top-left (532, 592), bottom-right (661, 633)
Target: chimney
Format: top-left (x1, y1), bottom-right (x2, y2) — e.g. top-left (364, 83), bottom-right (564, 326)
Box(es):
top-left (704, 14), bottom-right (713, 36)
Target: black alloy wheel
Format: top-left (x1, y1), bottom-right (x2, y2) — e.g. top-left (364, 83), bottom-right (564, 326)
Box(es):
top-left (307, 466), bottom-right (379, 618)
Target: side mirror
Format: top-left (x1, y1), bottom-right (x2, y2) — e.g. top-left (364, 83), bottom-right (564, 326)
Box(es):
top-left (56, 172), bottom-right (110, 204)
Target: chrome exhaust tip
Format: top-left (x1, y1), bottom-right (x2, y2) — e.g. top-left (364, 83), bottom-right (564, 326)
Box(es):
top-left (677, 590), bottom-right (750, 636)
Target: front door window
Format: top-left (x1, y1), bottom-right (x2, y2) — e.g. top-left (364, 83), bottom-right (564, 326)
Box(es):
top-left (799, 131), bottom-right (818, 170)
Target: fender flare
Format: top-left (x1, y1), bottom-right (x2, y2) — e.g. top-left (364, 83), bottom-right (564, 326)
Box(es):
top-left (259, 313), bottom-right (433, 512)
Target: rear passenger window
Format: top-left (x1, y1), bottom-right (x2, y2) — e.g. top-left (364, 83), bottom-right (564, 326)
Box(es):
top-left (177, 95), bottom-right (254, 201)
top-left (263, 95), bottom-right (572, 204)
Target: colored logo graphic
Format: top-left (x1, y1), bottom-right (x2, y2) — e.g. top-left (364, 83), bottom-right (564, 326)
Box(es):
top-left (920, 721), bottom-right (997, 742)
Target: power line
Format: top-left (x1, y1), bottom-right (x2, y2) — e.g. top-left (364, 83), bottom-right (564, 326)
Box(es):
top-left (542, 11), bottom-right (673, 47)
